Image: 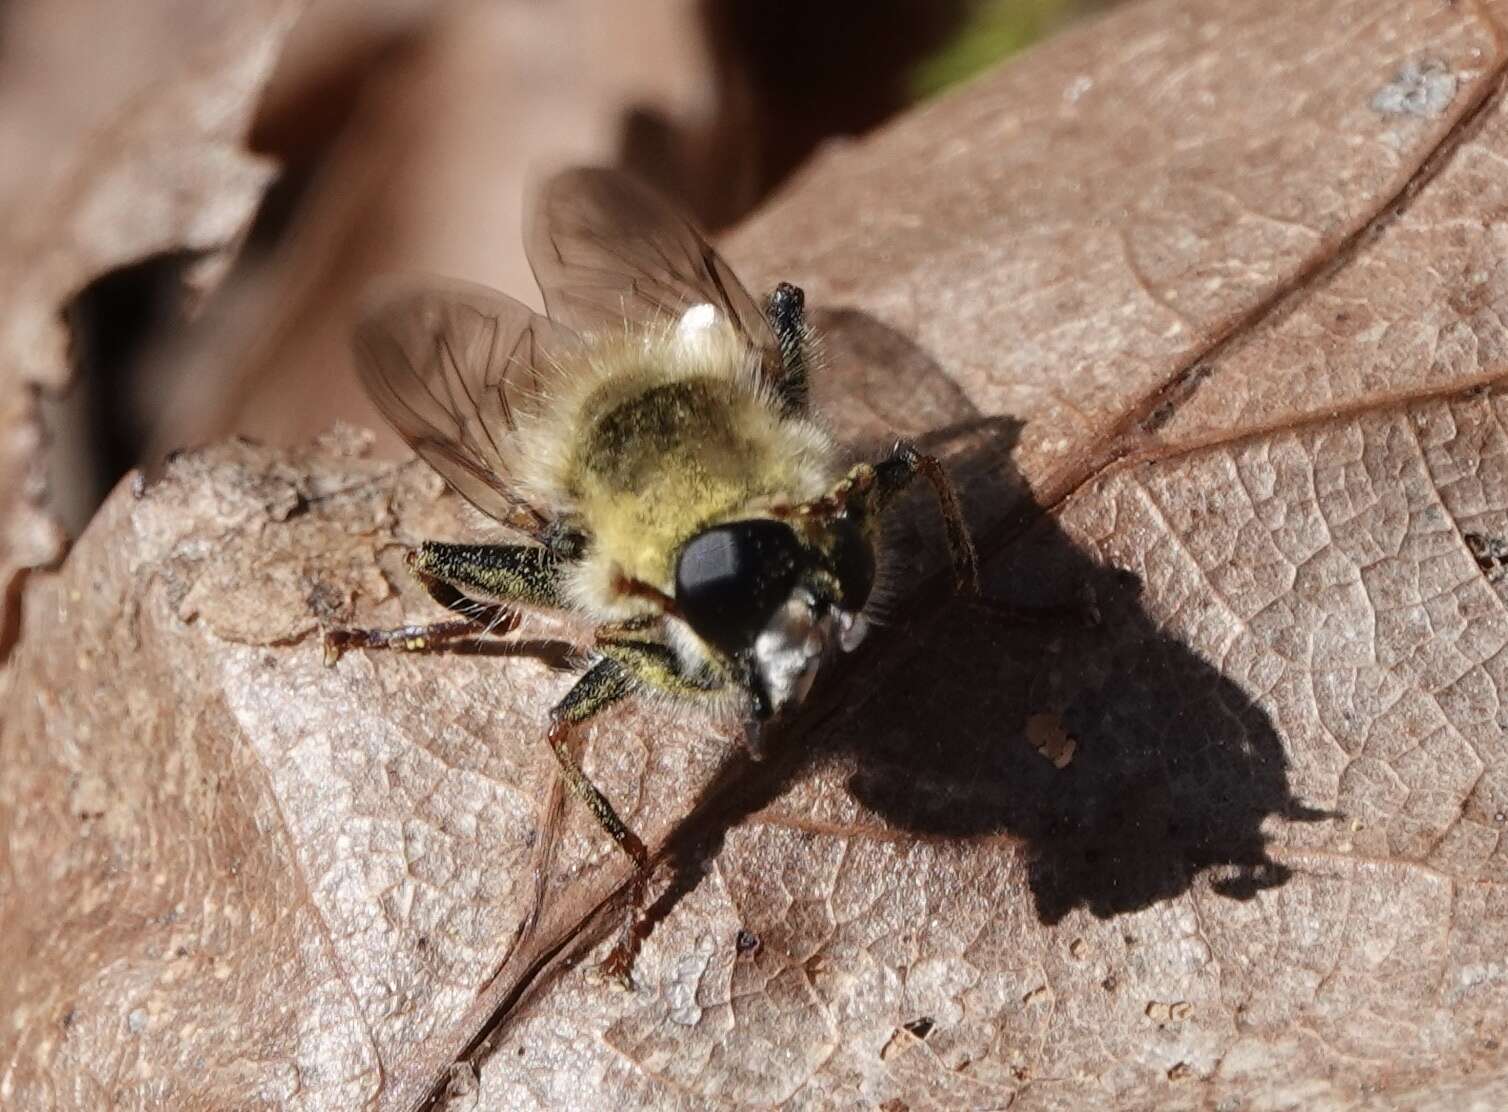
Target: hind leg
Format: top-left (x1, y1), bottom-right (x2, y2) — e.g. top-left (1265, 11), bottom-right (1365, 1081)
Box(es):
top-left (324, 542), bottom-right (563, 663)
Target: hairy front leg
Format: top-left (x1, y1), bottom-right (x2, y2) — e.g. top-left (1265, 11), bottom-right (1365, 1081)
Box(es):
top-left (324, 542), bottom-right (563, 664)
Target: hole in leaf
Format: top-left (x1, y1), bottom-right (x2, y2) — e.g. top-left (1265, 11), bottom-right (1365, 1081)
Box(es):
top-left (902, 1016), bottom-right (935, 1040)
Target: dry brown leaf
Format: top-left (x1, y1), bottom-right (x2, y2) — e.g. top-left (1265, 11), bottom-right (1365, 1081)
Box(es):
top-left (6, 0), bottom-right (1508, 1109)
top-left (0, 0), bottom-right (306, 653)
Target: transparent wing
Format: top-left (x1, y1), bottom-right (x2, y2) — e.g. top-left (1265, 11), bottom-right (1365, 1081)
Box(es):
top-left (353, 278), bottom-right (578, 536)
top-left (526, 168), bottom-right (781, 365)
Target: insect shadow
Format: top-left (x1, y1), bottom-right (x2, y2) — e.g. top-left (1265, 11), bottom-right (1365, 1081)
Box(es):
top-left (646, 307), bottom-right (1333, 936)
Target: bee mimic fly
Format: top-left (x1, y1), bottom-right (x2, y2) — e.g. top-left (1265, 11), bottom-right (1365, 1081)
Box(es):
top-left (325, 169), bottom-right (979, 981)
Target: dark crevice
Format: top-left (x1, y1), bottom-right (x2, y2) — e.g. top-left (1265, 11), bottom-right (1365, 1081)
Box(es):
top-left (239, 165), bottom-right (317, 255)
top-left (622, 0), bottom-right (975, 229)
top-left (903, 1016), bottom-right (936, 1039)
top-left (0, 562), bottom-right (30, 661)
top-left (52, 249), bottom-right (202, 533)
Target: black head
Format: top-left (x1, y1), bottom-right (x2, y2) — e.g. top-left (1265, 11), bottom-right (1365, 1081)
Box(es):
top-left (673, 516), bottom-right (877, 658)
top-left (675, 519), bottom-right (804, 656)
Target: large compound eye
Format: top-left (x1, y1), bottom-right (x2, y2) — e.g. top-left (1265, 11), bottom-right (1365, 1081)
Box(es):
top-left (829, 516), bottom-right (876, 611)
top-left (675, 520), bottom-right (804, 654)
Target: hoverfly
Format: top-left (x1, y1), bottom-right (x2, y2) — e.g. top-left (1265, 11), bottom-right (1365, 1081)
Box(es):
top-left (325, 169), bottom-right (979, 979)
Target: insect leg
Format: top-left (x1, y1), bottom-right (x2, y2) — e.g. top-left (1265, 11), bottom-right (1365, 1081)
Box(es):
top-left (547, 656), bottom-right (649, 985)
top-left (549, 659), bottom-right (643, 862)
top-left (788, 444), bottom-right (980, 594)
top-left (764, 281), bottom-right (811, 414)
top-left (870, 442), bottom-right (980, 593)
top-left (551, 634), bottom-right (729, 984)
top-left (410, 541), bottom-right (565, 607)
top-left (322, 615), bottom-right (501, 663)
top-left (323, 542), bottom-right (564, 664)
top-left (813, 450), bottom-right (1093, 625)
